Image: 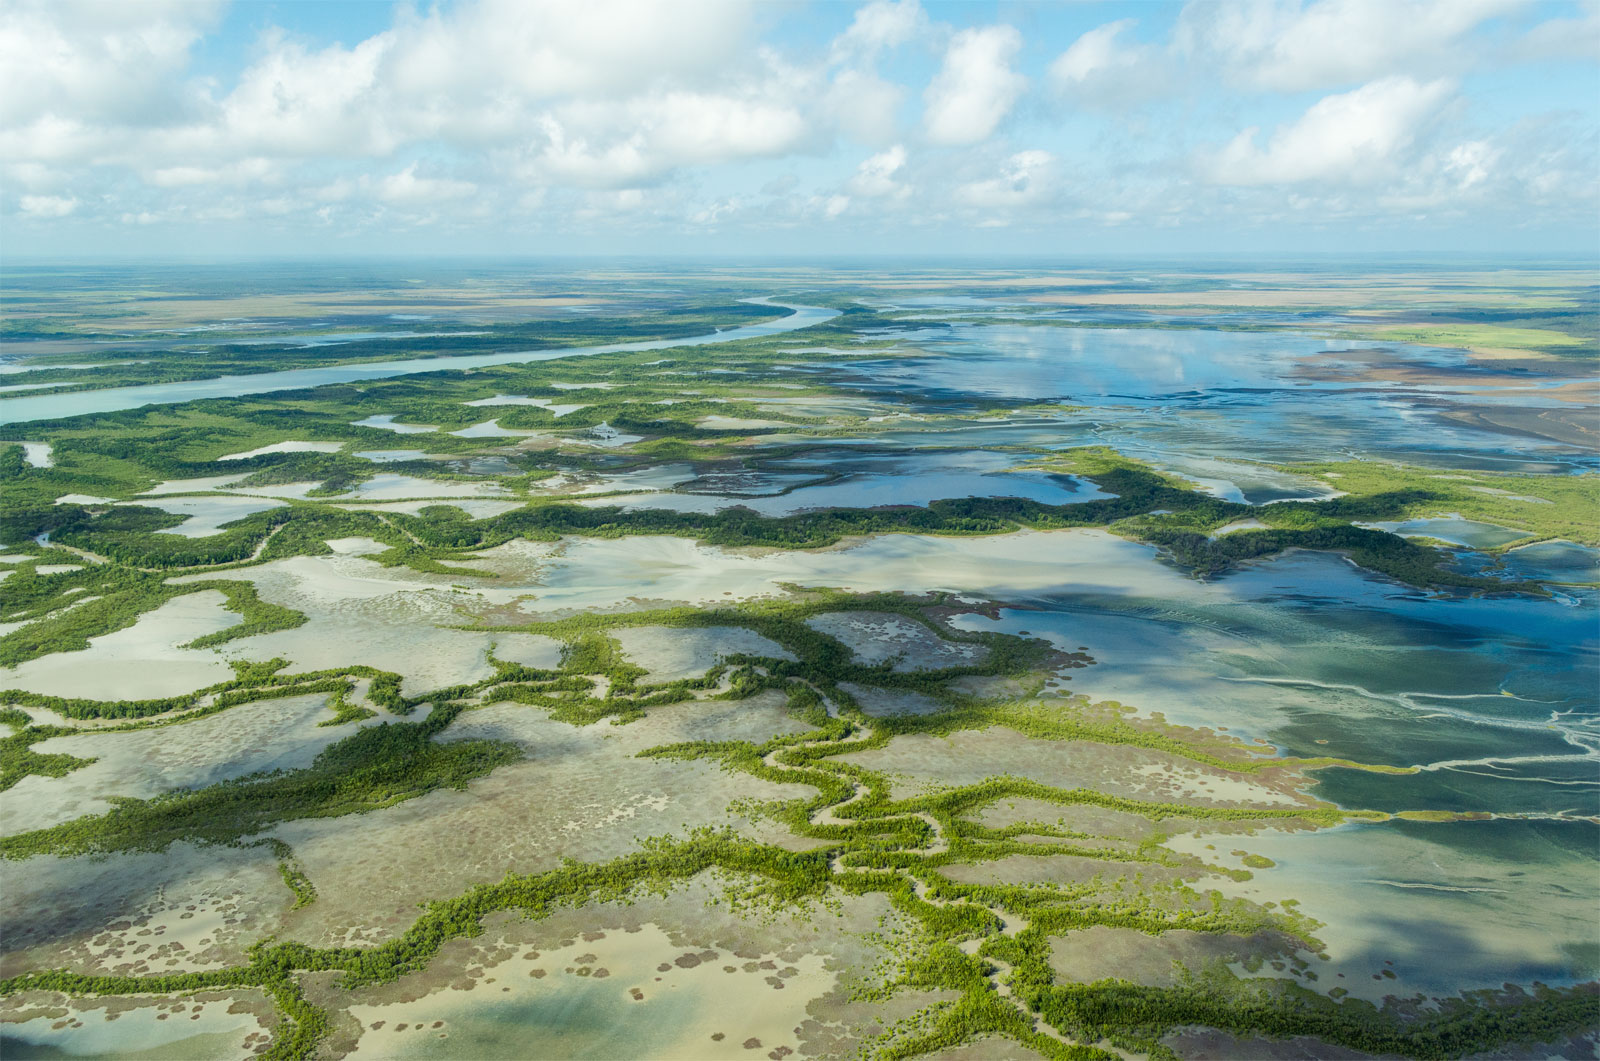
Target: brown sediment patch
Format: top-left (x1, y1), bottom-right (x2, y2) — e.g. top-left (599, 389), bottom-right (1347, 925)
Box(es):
top-left (939, 852), bottom-right (1197, 890)
top-left (270, 698), bottom-right (819, 950)
top-left (1433, 405), bottom-right (1599, 448)
top-left (0, 842), bottom-right (286, 977)
top-left (838, 682), bottom-right (945, 718)
top-left (0, 988), bottom-right (271, 1059)
top-left (1160, 1026), bottom-right (1374, 1059)
top-left (332, 877), bottom-right (929, 1060)
top-left (925, 1035), bottom-right (1050, 1060)
top-left (805, 611), bottom-right (988, 672)
top-left (611, 625), bottom-right (798, 683)
top-left (837, 726), bottom-right (1314, 809)
top-left (1048, 926), bottom-right (1298, 989)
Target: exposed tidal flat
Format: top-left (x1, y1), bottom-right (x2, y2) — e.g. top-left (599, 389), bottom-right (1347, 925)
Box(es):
top-left (1, 263), bottom-right (1596, 1059)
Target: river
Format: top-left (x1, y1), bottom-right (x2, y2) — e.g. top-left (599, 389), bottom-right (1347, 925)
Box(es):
top-left (0, 301), bottom-right (837, 426)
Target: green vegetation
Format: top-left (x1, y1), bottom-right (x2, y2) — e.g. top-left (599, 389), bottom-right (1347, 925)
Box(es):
top-left (1, 272), bottom-right (1593, 1061)
top-left (1275, 459), bottom-right (1600, 547)
top-left (0, 702), bottom-right (518, 860)
top-left (3, 590), bottom-right (1583, 1059)
top-left (1361, 323), bottom-right (1592, 357)
top-left (0, 707), bottom-right (94, 791)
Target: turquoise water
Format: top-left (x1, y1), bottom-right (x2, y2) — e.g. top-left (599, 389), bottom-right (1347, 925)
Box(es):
top-left (951, 550), bottom-right (1598, 815)
top-left (950, 546), bottom-right (1597, 998)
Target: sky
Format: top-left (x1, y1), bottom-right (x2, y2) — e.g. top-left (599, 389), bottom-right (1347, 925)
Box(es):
top-left (2, 0), bottom-right (1597, 258)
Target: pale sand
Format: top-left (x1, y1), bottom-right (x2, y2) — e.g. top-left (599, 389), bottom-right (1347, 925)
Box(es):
top-left (697, 415), bottom-right (796, 431)
top-left (270, 696), bottom-right (817, 949)
top-left (329, 500), bottom-right (527, 519)
top-left (612, 626), bottom-right (797, 683)
top-left (18, 441), bottom-right (52, 468)
top-left (448, 419), bottom-right (547, 438)
top-left (0, 994), bottom-right (268, 1059)
top-left (216, 441), bottom-right (342, 461)
top-left (0, 591), bottom-right (238, 700)
top-left (839, 727), bottom-right (1308, 810)
top-left (344, 924), bottom-right (831, 1061)
top-left (1, 841), bottom-right (286, 971)
top-left (202, 559), bottom-right (563, 695)
top-left (350, 415), bottom-right (438, 434)
top-left (141, 474), bottom-right (252, 496)
top-left (463, 395), bottom-right (588, 417)
top-left (333, 473), bottom-right (511, 500)
top-left (120, 495), bottom-right (287, 537)
top-left (2, 692), bottom-right (381, 837)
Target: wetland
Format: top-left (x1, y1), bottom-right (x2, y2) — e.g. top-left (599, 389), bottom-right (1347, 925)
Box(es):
top-left (0, 261), bottom-right (1595, 1060)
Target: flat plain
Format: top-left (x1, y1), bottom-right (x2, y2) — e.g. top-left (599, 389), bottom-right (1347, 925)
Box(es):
top-left (0, 260), bottom-right (1596, 1060)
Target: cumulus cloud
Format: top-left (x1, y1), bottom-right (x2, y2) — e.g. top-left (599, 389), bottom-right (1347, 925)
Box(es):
top-left (0, 0), bottom-right (1589, 247)
top-left (377, 165), bottom-right (476, 204)
top-left (830, 0), bottom-right (927, 62)
top-left (526, 88), bottom-right (810, 189)
top-left (847, 145), bottom-right (910, 199)
top-left (923, 25), bottom-right (1026, 146)
top-left (825, 69), bottom-right (906, 146)
top-left (0, 0), bottom-right (221, 127)
top-left (958, 150), bottom-right (1057, 211)
top-left (1053, 19), bottom-right (1141, 85)
top-left (1207, 76), bottom-right (1455, 185)
top-left (18, 194), bottom-right (77, 218)
top-left (1049, 18), bottom-right (1171, 109)
top-left (1177, 0), bottom-right (1518, 92)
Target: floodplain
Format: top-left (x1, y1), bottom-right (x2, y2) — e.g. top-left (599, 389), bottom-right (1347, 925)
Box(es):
top-left (0, 261), bottom-right (1596, 1060)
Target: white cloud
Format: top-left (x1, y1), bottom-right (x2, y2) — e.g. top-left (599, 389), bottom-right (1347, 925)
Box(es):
top-left (146, 158), bottom-right (278, 188)
top-left (377, 165), bottom-right (476, 205)
top-left (1513, 0), bottom-right (1600, 61)
top-left (958, 150), bottom-right (1057, 210)
top-left (210, 30), bottom-right (399, 158)
top-left (18, 193), bottom-right (77, 218)
top-left (1177, 0), bottom-right (1518, 92)
top-left (0, 0), bottom-right (221, 127)
top-left (923, 25), bottom-right (1026, 146)
top-left (1208, 76), bottom-right (1455, 185)
top-left (528, 88), bottom-right (810, 189)
top-left (1049, 18), bottom-right (1171, 109)
top-left (1443, 140), bottom-right (1498, 190)
top-left (847, 145), bottom-right (910, 199)
top-left (0, 0), bottom-right (1588, 247)
top-left (1052, 19), bottom-right (1141, 85)
top-left (384, 0), bottom-right (755, 102)
top-left (830, 0), bottom-right (927, 62)
top-left (825, 69), bottom-right (906, 145)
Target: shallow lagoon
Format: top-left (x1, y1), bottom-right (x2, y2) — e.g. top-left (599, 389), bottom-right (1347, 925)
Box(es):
top-left (843, 321), bottom-right (1600, 471)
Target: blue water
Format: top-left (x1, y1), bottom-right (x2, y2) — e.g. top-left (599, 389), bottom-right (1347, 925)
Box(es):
top-left (841, 323), bottom-right (1600, 470)
top-left (0, 303), bottom-right (837, 425)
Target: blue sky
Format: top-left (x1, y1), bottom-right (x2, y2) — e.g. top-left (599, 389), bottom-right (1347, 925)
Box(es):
top-left (3, 0), bottom-right (1597, 257)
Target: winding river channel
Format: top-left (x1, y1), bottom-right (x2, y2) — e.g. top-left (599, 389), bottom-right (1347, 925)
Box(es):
top-left (0, 301), bottom-right (838, 426)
